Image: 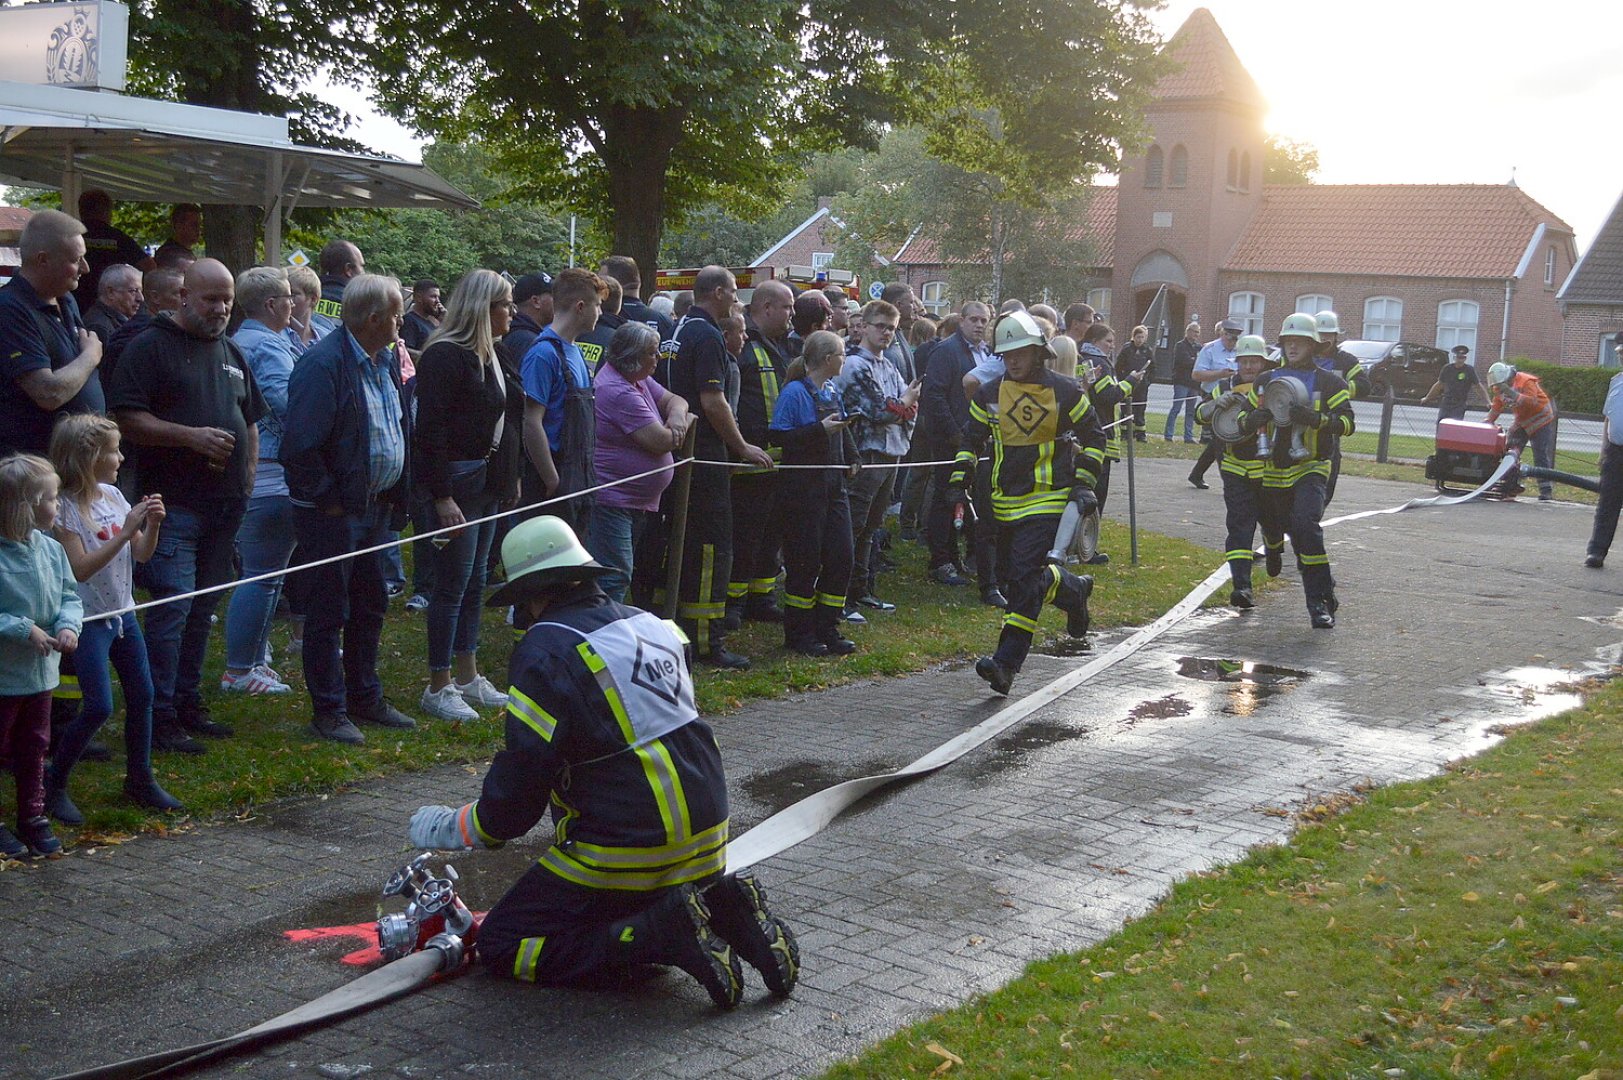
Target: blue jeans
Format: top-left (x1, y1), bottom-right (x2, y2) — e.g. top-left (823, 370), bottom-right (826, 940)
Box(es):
top-left (1164, 386), bottom-right (1197, 439)
top-left (426, 472), bottom-right (497, 671)
top-left (138, 498), bottom-right (247, 721)
top-left (293, 503), bottom-right (390, 717)
top-left (586, 504), bottom-right (653, 603)
top-left (50, 613), bottom-right (154, 783)
top-left (224, 494), bottom-right (297, 670)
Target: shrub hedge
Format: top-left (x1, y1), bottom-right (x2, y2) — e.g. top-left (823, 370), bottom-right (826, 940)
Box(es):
top-left (1510, 358), bottom-right (1615, 414)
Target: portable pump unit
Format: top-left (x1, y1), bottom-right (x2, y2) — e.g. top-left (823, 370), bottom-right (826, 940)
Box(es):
top-left (1424, 419), bottom-right (1523, 499)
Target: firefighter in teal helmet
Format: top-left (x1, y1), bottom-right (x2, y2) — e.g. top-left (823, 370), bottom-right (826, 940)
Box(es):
top-left (407, 515), bottom-right (799, 1007)
top-left (1235, 314), bottom-right (1355, 628)
top-left (950, 311), bottom-right (1105, 695)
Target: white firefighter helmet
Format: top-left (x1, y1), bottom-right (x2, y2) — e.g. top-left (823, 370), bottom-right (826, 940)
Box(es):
top-left (1235, 334), bottom-right (1269, 358)
top-left (1314, 310), bottom-right (1341, 336)
top-left (487, 515), bottom-right (611, 607)
top-left (991, 310), bottom-right (1055, 357)
top-left (1279, 312), bottom-right (1321, 343)
top-left (1487, 362), bottom-right (1516, 387)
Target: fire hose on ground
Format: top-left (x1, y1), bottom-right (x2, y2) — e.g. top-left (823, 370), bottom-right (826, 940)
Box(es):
top-left (52, 452), bottom-right (1525, 1080)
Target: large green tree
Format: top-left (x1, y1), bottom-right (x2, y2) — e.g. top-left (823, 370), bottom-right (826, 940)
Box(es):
top-left (361, 1), bottom-right (1165, 276)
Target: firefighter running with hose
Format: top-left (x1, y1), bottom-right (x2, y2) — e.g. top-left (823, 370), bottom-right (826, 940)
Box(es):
top-left (1195, 334), bottom-right (1282, 609)
top-left (407, 515), bottom-right (799, 1008)
top-left (1485, 361), bottom-right (1557, 501)
top-left (951, 311), bottom-right (1105, 696)
top-left (1237, 313), bottom-right (1355, 629)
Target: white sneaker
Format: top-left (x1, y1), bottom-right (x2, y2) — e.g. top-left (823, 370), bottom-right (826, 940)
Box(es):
top-left (221, 665), bottom-right (292, 695)
top-left (455, 674), bottom-right (509, 710)
top-left (420, 683), bottom-right (479, 722)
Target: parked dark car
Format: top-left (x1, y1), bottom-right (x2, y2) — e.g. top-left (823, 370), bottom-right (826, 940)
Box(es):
top-left (1339, 340), bottom-right (1449, 399)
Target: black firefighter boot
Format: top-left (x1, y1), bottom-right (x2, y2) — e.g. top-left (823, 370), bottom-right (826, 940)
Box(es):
top-left (1229, 559), bottom-right (1255, 609)
top-left (704, 870), bottom-right (801, 997)
top-left (783, 603), bottom-right (828, 657)
top-left (814, 603), bottom-right (857, 655)
top-left (1303, 566), bottom-right (1335, 629)
top-left (1058, 571), bottom-right (1094, 639)
top-left (608, 884), bottom-right (743, 1008)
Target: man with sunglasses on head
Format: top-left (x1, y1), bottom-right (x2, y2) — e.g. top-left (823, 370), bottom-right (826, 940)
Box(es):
top-left (1188, 318), bottom-right (1243, 489)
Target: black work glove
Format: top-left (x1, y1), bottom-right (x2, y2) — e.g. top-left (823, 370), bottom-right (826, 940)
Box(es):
top-left (1073, 486), bottom-right (1098, 514)
top-left (1289, 405), bottom-right (1323, 429)
top-left (1238, 408), bottom-right (1268, 435)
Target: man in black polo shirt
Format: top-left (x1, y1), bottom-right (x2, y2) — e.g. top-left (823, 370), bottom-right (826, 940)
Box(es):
top-left (504, 272), bottom-right (554, 361)
top-left (109, 258), bottom-right (266, 753)
top-left (311, 239), bottom-right (365, 339)
top-left (727, 278), bottom-right (795, 625)
top-left (1422, 345), bottom-right (1486, 422)
top-left (0, 209), bottom-right (104, 458)
top-left (600, 255), bottom-right (674, 343)
top-left (82, 263), bottom-right (142, 346)
top-left (664, 266), bottom-right (773, 668)
top-left (401, 279), bottom-right (442, 357)
top-left (72, 189), bottom-right (153, 314)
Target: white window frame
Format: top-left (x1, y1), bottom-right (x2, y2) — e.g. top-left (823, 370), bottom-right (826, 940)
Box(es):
top-left (1363, 296), bottom-right (1403, 342)
top-left (811, 252), bottom-right (834, 271)
top-left (1544, 246), bottom-right (1556, 286)
top-left (1296, 294), bottom-right (1333, 318)
top-left (1086, 288), bottom-right (1111, 323)
top-left (1600, 333), bottom-right (1622, 369)
top-left (1144, 145), bottom-right (1163, 189)
top-left (1227, 290), bottom-right (1265, 336)
top-left (920, 280), bottom-right (948, 316)
top-left (1436, 300), bottom-right (1479, 352)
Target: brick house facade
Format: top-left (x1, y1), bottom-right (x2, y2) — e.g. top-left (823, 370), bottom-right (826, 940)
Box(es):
top-left (785, 8), bottom-right (1581, 367)
top-left (1557, 189), bottom-right (1623, 367)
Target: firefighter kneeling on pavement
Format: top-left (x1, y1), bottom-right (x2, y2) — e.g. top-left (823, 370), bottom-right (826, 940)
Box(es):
top-left (1196, 334), bottom-right (1283, 609)
top-left (951, 311), bottom-right (1106, 696)
top-left (407, 515), bottom-right (799, 1008)
top-left (1235, 313), bottom-right (1356, 629)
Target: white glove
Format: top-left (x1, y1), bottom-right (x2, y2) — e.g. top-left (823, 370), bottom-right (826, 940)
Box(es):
top-left (410, 803), bottom-right (478, 850)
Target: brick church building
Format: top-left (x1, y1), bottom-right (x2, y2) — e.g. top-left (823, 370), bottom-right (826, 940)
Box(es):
top-left (782, 8), bottom-right (1578, 365)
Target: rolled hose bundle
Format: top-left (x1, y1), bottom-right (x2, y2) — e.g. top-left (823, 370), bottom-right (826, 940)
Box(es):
top-left (1520, 464), bottom-right (1601, 494)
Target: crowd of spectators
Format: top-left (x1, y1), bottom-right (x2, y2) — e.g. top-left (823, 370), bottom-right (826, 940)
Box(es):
top-left (0, 191), bottom-right (1170, 845)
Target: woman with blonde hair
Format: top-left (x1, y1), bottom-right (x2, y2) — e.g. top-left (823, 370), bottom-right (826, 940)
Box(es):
top-left (412, 270), bottom-right (524, 721)
top-left (1048, 333), bottom-right (1079, 378)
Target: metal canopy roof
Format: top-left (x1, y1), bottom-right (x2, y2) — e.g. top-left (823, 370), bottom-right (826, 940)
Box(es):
top-left (0, 81), bottom-right (477, 257)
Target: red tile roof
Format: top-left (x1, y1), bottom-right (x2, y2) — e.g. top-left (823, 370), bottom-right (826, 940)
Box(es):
top-left (0, 206), bottom-right (33, 232)
top-left (894, 188), bottom-right (1117, 268)
top-left (1224, 184), bottom-right (1572, 280)
top-left (1152, 8), bottom-right (1265, 112)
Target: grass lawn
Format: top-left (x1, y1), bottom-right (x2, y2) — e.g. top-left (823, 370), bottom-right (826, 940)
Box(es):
top-left (41, 517), bottom-right (1221, 841)
top-left (822, 673), bottom-right (1623, 1080)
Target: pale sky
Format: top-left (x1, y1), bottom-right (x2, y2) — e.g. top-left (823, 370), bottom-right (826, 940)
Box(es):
top-left (333, 0), bottom-right (1623, 251)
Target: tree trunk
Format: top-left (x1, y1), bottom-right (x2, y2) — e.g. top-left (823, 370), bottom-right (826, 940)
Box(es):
top-left (203, 204), bottom-right (260, 271)
top-left (600, 104), bottom-right (685, 281)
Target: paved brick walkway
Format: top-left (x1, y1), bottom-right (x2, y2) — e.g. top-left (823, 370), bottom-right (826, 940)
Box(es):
top-left (3, 462), bottom-right (1616, 1079)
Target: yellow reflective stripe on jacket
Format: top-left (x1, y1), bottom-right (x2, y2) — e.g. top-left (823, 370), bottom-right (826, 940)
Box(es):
top-left (507, 686), bottom-right (558, 743)
top-left (539, 836), bottom-right (728, 891)
top-left (969, 399), bottom-right (992, 426)
top-left (563, 819), bottom-right (728, 871)
top-left (1260, 460), bottom-right (1332, 487)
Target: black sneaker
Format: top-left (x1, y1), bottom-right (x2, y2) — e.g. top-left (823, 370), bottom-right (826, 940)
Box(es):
top-left (310, 713), bottom-right (366, 745)
top-left (124, 777), bottom-right (185, 813)
top-left (0, 824), bottom-right (26, 859)
top-left (929, 564), bottom-right (973, 587)
top-left (153, 720), bottom-right (206, 755)
top-left (856, 594), bottom-right (895, 611)
top-left (1230, 587), bottom-right (1255, 609)
top-left (1585, 554), bottom-right (1605, 569)
top-left (672, 884), bottom-right (744, 1008)
top-left (980, 586), bottom-right (1008, 608)
top-left (179, 704), bottom-right (233, 739)
top-left (1084, 551), bottom-right (1110, 566)
top-left (352, 700), bottom-right (417, 730)
top-left (18, 816), bottom-right (62, 858)
top-left (1310, 606), bottom-right (1335, 629)
top-left (818, 632), bottom-right (857, 656)
top-left (1188, 471), bottom-right (1209, 490)
top-left (702, 647), bottom-right (751, 671)
top-left (975, 656), bottom-right (1014, 696)
top-left (705, 871), bottom-right (800, 998)
top-left (45, 783), bottom-right (83, 826)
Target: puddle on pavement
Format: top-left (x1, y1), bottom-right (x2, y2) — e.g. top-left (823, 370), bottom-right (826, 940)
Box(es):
top-left (1039, 636), bottom-right (1096, 658)
top-left (740, 757), bottom-right (901, 816)
top-left (1126, 695), bottom-right (1194, 721)
top-left (1173, 657), bottom-right (1313, 717)
top-left (964, 719), bottom-right (1089, 782)
top-left (1472, 665), bottom-right (1590, 720)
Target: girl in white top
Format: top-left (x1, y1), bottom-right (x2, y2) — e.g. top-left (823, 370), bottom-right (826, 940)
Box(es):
top-left (46, 415), bottom-right (183, 821)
